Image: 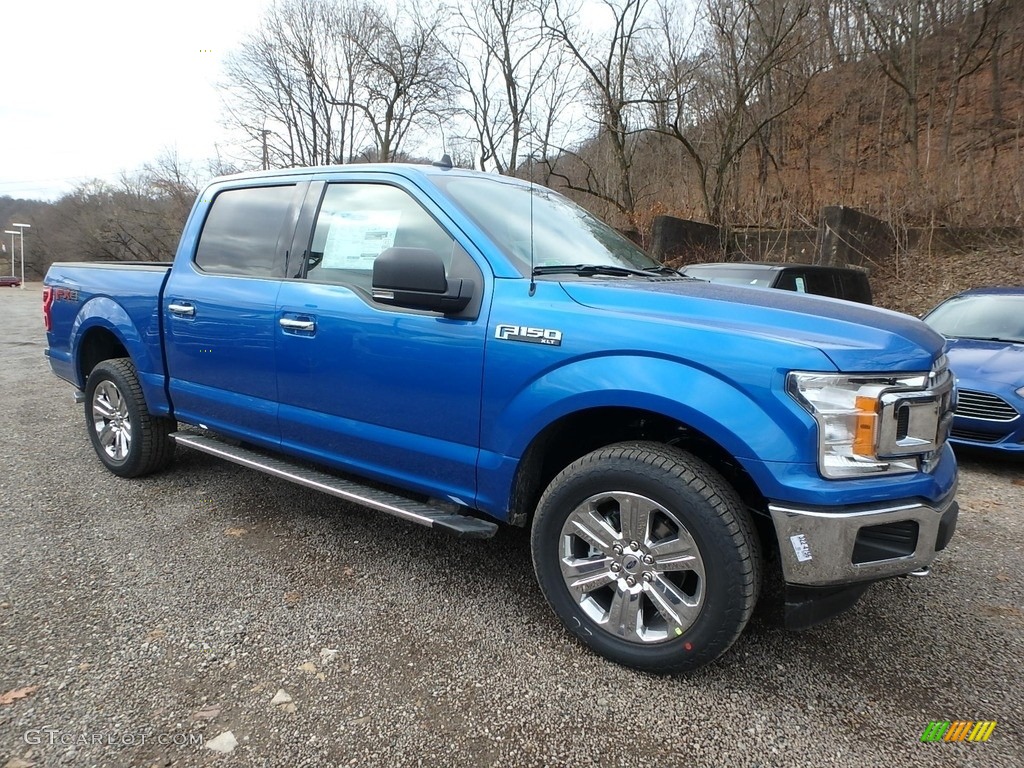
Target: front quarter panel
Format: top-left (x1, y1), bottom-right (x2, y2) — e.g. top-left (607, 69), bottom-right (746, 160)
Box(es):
top-left (475, 279), bottom-right (834, 517)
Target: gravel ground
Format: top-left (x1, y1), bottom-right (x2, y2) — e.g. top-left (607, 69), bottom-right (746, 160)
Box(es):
top-left (1, 284), bottom-right (1022, 768)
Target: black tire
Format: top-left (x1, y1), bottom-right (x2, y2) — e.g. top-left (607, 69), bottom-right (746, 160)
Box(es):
top-left (531, 441), bottom-right (761, 673)
top-left (84, 358), bottom-right (176, 478)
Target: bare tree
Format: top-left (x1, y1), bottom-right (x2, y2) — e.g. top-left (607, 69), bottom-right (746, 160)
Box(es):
top-left (141, 149), bottom-right (201, 218)
top-left (31, 151), bottom-right (202, 273)
top-left (447, 0), bottom-right (561, 174)
top-left (338, 3), bottom-right (456, 162)
top-left (651, 0), bottom-right (814, 224)
top-left (221, 0), bottom-right (361, 168)
top-left (939, 0), bottom-right (1007, 158)
top-left (858, 0), bottom-right (930, 184)
top-left (809, 0), bottom-right (865, 66)
top-left (540, 0), bottom-right (655, 220)
top-left (110, 151), bottom-right (202, 261)
top-left (527, 44), bottom-right (583, 184)
top-left (449, 21), bottom-right (506, 171)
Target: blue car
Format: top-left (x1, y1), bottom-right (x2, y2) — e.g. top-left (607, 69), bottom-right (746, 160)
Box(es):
top-left (923, 287), bottom-right (1024, 453)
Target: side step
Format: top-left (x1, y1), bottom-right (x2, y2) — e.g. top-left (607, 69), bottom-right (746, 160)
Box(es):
top-left (171, 433), bottom-right (498, 539)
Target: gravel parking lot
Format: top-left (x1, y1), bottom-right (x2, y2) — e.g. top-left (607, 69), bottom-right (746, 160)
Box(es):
top-left (1, 284), bottom-right (1022, 768)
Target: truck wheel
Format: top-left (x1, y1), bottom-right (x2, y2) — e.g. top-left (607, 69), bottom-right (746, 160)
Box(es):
top-left (84, 358), bottom-right (175, 478)
top-left (531, 441), bottom-right (761, 673)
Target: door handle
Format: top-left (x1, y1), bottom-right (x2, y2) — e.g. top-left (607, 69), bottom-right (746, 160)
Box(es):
top-left (279, 317), bottom-right (316, 331)
top-left (168, 302), bottom-right (195, 316)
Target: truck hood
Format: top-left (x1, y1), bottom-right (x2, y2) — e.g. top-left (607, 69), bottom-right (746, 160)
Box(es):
top-left (559, 279), bottom-right (944, 372)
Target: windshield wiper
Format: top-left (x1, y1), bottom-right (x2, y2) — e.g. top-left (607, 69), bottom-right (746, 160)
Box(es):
top-left (532, 263), bottom-right (653, 278)
top-left (642, 265), bottom-right (684, 276)
top-left (953, 335), bottom-right (1024, 344)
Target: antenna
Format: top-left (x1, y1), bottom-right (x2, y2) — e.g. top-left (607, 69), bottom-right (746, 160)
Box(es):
top-left (528, 16), bottom-right (538, 298)
top-left (437, 115), bottom-right (448, 160)
top-left (528, 156), bottom-right (536, 296)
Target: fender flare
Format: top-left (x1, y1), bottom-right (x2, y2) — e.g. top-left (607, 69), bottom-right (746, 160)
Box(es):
top-left (71, 297), bottom-right (170, 415)
top-left (474, 353), bottom-right (821, 518)
top-left (493, 354), bottom-right (812, 463)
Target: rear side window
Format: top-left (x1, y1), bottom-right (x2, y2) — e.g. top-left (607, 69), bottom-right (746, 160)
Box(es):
top-left (195, 185), bottom-right (296, 277)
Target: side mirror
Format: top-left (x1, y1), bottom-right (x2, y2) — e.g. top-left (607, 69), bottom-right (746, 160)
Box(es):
top-left (371, 247), bottom-right (474, 314)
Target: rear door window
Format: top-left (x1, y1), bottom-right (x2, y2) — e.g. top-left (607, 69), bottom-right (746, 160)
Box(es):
top-left (195, 185), bottom-right (298, 277)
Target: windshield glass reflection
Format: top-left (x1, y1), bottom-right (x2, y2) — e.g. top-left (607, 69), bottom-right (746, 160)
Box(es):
top-left (436, 176), bottom-right (658, 275)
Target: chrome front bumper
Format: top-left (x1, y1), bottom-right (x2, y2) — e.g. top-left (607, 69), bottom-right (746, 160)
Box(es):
top-left (769, 491), bottom-right (958, 587)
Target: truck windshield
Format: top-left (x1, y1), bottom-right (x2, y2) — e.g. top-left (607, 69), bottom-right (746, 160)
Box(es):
top-left (435, 176), bottom-right (659, 276)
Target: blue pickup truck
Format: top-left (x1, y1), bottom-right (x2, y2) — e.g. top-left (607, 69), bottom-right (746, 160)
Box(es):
top-left (43, 163), bottom-right (959, 673)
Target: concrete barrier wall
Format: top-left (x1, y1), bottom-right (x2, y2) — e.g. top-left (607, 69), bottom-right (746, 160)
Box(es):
top-left (816, 206), bottom-right (894, 269)
top-left (650, 210), bottom-right (1023, 271)
top-left (649, 216), bottom-right (723, 264)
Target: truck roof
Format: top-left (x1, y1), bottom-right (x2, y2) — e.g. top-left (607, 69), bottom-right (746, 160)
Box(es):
top-left (211, 162), bottom-right (519, 186)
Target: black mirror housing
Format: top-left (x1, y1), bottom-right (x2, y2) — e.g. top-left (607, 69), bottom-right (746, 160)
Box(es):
top-left (372, 247), bottom-right (474, 314)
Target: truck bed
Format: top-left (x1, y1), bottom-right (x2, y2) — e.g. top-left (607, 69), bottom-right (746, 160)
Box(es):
top-left (44, 261), bottom-right (173, 412)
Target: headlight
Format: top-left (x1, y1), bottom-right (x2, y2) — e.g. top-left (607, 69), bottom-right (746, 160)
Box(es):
top-left (787, 372), bottom-right (939, 479)
top-left (1016, 386), bottom-right (1024, 398)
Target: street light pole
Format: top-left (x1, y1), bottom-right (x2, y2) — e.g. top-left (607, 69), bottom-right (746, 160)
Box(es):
top-left (3, 231), bottom-right (16, 277)
top-left (12, 223), bottom-right (30, 289)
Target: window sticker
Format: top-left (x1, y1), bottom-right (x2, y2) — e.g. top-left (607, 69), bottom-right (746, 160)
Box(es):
top-left (321, 210), bottom-right (402, 270)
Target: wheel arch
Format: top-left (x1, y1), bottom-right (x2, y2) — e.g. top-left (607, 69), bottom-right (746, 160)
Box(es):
top-left (507, 405), bottom-right (767, 528)
top-left (77, 325), bottom-right (129, 386)
top-left (484, 354), bottom-right (810, 526)
top-left (71, 297), bottom-right (170, 416)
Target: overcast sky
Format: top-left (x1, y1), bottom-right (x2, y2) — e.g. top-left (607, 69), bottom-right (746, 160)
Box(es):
top-left (0, 0), bottom-right (270, 201)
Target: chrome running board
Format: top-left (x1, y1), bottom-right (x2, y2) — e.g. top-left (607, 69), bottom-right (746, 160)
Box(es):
top-left (171, 432), bottom-right (498, 539)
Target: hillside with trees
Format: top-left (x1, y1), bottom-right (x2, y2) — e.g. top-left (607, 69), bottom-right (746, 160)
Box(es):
top-left (214, 0), bottom-right (1022, 231)
top-left (3, 0), bottom-right (1021, 314)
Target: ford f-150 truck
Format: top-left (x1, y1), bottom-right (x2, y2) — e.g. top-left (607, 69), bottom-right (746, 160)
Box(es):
top-left (43, 162), bottom-right (959, 673)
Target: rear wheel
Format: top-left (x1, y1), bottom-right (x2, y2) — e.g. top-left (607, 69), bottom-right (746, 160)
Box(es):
top-left (84, 358), bottom-right (175, 477)
top-left (531, 441), bottom-right (761, 673)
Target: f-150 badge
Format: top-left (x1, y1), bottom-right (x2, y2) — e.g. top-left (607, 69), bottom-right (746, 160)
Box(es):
top-left (495, 324), bottom-right (563, 346)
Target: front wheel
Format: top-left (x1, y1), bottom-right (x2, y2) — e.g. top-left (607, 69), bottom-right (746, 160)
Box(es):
top-left (84, 358), bottom-right (176, 478)
top-left (531, 442), bottom-right (762, 673)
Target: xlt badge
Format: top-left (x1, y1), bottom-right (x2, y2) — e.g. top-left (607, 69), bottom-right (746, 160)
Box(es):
top-left (495, 324), bottom-right (563, 346)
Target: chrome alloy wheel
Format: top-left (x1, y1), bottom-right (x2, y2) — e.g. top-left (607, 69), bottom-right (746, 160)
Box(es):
top-left (91, 380), bottom-right (132, 462)
top-left (558, 491), bottom-right (706, 643)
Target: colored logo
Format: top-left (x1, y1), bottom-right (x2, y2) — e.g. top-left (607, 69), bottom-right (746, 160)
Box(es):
top-left (920, 721), bottom-right (996, 742)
